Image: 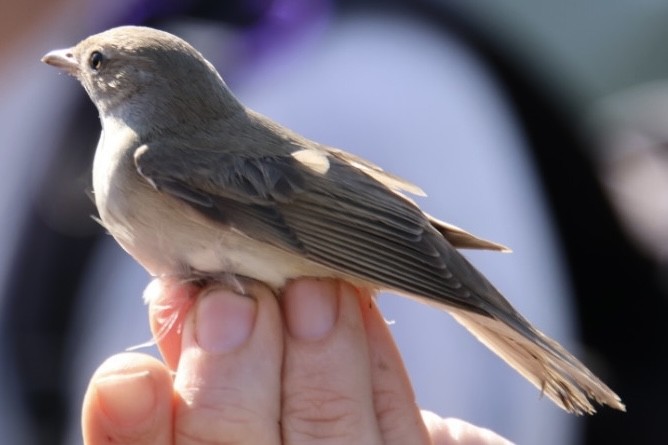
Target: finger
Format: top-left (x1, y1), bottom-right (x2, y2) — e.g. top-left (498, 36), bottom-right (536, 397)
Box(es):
top-left (82, 353), bottom-right (174, 445)
top-left (358, 292), bottom-right (431, 444)
top-left (173, 283), bottom-right (283, 445)
top-left (146, 278), bottom-right (200, 370)
top-left (421, 410), bottom-right (515, 445)
top-left (281, 279), bottom-right (383, 444)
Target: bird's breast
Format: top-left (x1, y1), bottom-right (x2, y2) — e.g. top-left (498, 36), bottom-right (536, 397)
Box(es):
top-left (91, 127), bottom-right (335, 288)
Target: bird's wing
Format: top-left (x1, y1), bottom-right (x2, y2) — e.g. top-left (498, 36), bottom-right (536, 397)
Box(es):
top-left (134, 141), bottom-right (624, 414)
top-left (134, 141), bottom-right (491, 312)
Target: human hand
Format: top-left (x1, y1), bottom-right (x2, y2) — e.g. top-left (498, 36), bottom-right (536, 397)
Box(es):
top-left (81, 278), bottom-right (513, 444)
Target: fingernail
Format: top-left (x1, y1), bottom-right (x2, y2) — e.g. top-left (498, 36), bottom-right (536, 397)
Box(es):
top-left (284, 279), bottom-right (338, 340)
top-left (96, 371), bottom-right (156, 426)
top-left (195, 288), bottom-right (257, 353)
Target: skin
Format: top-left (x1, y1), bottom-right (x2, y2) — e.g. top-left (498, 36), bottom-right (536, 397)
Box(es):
top-left (81, 278), bottom-right (514, 445)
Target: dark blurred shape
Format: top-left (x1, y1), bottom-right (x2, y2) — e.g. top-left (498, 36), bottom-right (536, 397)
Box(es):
top-left (1, 97), bottom-right (101, 445)
top-left (123, 0), bottom-right (274, 27)
top-left (591, 82), bottom-right (668, 262)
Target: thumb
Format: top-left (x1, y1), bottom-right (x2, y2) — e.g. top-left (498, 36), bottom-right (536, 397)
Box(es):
top-left (82, 352), bottom-right (174, 445)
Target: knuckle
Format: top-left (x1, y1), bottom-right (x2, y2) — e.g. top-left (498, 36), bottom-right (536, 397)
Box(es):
top-left (282, 386), bottom-right (365, 440)
top-left (175, 384), bottom-right (267, 444)
top-left (100, 428), bottom-right (155, 444)
top-left (373, 388), bottom-right (414, 439)
top-left (373, 387), bottom-right (402, 419)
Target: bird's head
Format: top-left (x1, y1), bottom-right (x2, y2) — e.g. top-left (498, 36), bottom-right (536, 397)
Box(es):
top-left (42, 26), bottom-right (241, 135)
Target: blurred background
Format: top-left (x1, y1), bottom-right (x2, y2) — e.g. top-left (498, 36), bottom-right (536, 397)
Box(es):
top-left (1, 0), bottom-right (666, 443)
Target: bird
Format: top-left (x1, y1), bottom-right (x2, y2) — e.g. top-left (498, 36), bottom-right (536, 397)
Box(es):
top-left (42, 25), bottom-right (624, 415)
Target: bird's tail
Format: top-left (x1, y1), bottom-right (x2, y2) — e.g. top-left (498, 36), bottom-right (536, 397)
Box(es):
top-left (448, 307), bottom-right (625, 414)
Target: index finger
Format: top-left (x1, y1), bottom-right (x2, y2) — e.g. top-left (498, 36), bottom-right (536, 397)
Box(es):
top-left (145, 278), bottom-right (200, 370)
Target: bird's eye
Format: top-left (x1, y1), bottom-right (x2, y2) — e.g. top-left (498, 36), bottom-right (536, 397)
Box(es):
top-left (89, 51), bottom-right (104, 71)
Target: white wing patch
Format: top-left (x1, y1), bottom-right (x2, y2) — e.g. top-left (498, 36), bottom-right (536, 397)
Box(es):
top-left (291, 149), bottom-right (331, 175)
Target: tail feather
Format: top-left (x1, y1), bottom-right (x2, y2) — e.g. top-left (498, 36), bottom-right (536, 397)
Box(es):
top-left (448, 308), bottom-right (625, 414)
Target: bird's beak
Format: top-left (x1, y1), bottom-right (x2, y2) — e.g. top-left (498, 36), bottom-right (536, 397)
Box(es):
top-left (41, 48), bottom-right (79, 75)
